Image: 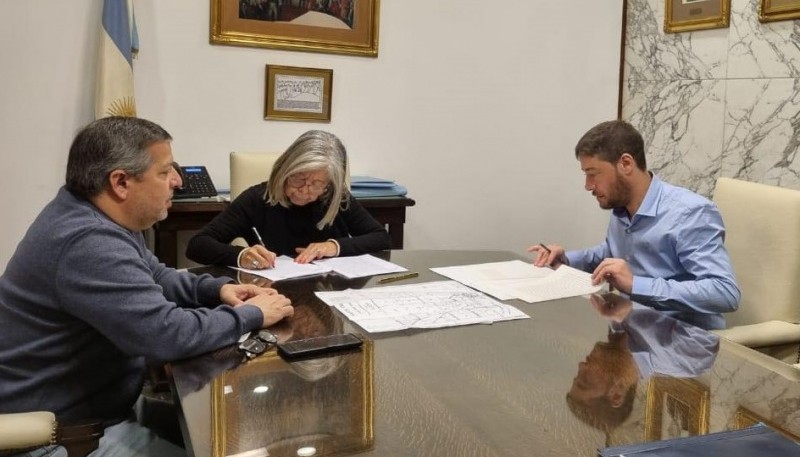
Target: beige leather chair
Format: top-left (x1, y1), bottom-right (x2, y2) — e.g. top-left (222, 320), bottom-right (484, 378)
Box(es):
top-left (229, 152), bottom-right (281, 248)
top-left (229, 152), bottom-right (281, 200)
top-left (0, 412), bottom-right (102, 457)
top-left (712, 177), bottom-right (800, 354)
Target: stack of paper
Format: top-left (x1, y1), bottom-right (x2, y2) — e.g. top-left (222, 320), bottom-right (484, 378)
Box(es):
top-left (430, 260), bottom-right (603, 303)
top-left (235, 254), bottom-right (406, 281)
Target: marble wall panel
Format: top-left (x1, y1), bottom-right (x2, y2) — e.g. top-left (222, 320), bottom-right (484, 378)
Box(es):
top-left (623, 79), bottom-right (726, 196)
top-left (721, 78), bottom-right (800, 189)
top-left (728, 0), bottom-right (800, 79)
top-left (625, 0), bottom-right (729, 82)
top-left (624, 0), bottom-right (800, 194)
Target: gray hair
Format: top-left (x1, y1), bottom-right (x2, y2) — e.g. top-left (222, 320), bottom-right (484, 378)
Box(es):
top-left (66, 116), bottom-right (172, 198)
top-left (267, 130), bottom-right (350, 229)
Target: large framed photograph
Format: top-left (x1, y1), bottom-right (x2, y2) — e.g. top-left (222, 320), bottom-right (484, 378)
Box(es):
top-left (265, 65), bottom-right (333, 122)
top-left (210, 0), bottom-right (380, 57)
top-left (644, 377), bottom-right (710, 441)
top-left (759, 0), bottom-right (800, 22)
top-left (664, 0), bottom-right (730, 33)
top-left (211, 341), bottom-right (374, 457)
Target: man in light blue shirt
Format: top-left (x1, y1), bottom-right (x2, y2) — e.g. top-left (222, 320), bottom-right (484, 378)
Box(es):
top-left (531, 120), bottom-right (740, 329)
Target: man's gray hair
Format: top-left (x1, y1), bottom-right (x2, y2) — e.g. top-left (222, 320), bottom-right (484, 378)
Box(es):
top-left (66, 116), bottom-right (172, 198)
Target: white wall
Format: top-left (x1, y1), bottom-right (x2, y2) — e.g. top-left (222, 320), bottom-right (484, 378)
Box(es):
top-left (0, 0), bottom-right (622, 271)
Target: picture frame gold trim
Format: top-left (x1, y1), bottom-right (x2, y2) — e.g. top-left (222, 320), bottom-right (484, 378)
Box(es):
top-left (664, 0), bottom-right (730, 33)
top-left (211, 341), bottom-right (374, 457)
top-left (645, 377), bottom-right (710, 441)
top-left (264, 64), bottom-right (333, 122)
top-left (210, 0), bottom-right (380, 57)
top-left (758, 0), bottom-right (800, 22)
top-left (734, 407), bottom-right (800, 442)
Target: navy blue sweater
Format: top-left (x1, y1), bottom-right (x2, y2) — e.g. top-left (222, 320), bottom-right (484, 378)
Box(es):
top-left (0, 187), bottom-right (263, 423)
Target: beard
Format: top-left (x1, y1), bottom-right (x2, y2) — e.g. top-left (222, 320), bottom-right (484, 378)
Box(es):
top-left (597, 174), bottom-right (631, 210)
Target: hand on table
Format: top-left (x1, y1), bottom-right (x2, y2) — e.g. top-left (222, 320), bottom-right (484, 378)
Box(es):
top-left (294, 241), bottom-right (337, 264)
top-left (591, 258), bottom-right (633, 293)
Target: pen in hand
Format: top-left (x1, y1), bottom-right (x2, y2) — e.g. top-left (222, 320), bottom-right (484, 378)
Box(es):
top-left (535, 243), bottom-right (556, 269)
top-left (538, 243), bottom-right (551, 255)
top-left (249, 226), bottom-right (275, 269)
top-left (251, 227), bottom-right (266, 246)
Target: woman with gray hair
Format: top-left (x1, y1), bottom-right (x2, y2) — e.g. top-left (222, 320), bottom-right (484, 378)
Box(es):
top-left (186, 130), bottom-right (390, 268)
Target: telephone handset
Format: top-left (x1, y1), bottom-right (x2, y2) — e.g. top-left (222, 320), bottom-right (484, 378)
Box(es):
top-left (172, 163), bottom-right (218, 199)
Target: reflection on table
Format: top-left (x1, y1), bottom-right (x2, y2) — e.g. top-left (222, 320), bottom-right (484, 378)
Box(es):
top-left (169, 250), bottom-right (800, 457)
top-left (211, 343), bottom-right (373, 457)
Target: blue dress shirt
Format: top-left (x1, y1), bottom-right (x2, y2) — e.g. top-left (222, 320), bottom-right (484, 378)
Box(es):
top-left (566, 175), bottom-right (740, 329)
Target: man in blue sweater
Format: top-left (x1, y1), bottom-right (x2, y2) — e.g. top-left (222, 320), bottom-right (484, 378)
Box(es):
top-left (0, 117), bottom-right (294, 456)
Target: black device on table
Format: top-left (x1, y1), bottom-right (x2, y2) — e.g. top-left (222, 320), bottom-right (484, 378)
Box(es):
top-left (277, 333), bottom-right (364, 360)
top-left (172, 164), bottom-right (218, 199)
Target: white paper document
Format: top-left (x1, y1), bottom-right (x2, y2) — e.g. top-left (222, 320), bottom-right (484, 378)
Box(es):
top-left (430, 260), bottom-right (603, 303)
top-left (315, 280), bottom-right (530, 333)
top-left (313, 254), bottom-right (406, 278)
top-left (234, 254), bottom-right (406, 281)
top-left (235, 255), bottom-right (333, 281)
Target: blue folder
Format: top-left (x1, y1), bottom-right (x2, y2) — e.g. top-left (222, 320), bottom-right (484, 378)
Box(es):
top-left (351, 184), bottom-right (407, 198)
top-left (351, 175), bottom-right (397, 189)
top-left (599, 424), bottom-right (800, 456)
top-left (350, 175), bottom-right (407, 197)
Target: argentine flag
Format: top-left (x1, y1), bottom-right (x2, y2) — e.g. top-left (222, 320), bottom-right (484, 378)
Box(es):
top-left (96, 0), bottom-right (138, 119)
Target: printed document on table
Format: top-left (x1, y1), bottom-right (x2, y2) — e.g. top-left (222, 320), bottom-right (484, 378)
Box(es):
top-left (430, 260), bottom-right (603, 303)
top-left (234, 254), bottom-right (406, 281)
top-left (313, 254), bottom-right (406, 278)
top-left (315, 280), bottom-right (529, 333)
top-left (234, 255), bottom-right (333, 281)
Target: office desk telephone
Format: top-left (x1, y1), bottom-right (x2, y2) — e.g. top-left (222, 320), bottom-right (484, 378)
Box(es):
top-left (172, 164), bottom-right (218, 199)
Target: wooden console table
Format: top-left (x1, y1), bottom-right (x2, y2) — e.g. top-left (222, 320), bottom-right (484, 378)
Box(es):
top-left (153, 196), bottom-right (415, 267)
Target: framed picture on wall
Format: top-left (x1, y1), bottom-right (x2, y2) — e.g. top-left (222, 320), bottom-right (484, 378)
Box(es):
top-left (759, 0), bottom-right (800, 22)
top-left (264, 65), bottom-right (333, 122)
top-left (210, 0), bottom-right (380, 57)
top-left (664, 0), bottom-right (730, 33)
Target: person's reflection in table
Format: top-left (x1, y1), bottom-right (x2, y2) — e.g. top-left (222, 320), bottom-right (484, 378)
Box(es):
top-left (237, 270), bottom-right (372, 382)
top-left (566, 326), bottom-right (639, 446)
top-left (232, 272), bottom-right (375, 457)
top-left (566, 293), bottom-right (720, 446)
top-left (589, 293), bottom-right (720, 379)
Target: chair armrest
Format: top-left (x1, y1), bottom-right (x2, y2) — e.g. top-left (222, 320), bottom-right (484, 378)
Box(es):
top-left (0, 411), bottom-right (56, 450)
top-left (714, 320), bottom-right (800, 348)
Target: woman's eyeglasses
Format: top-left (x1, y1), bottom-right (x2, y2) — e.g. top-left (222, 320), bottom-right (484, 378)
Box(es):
top-left (287, 175), bottom-right (328, 193)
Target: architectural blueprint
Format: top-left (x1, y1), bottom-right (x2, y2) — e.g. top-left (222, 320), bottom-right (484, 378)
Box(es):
top-left (315, 280), bottom-right (529, 333)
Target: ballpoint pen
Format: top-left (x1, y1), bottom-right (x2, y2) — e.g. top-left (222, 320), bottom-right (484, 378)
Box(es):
top-left (538, 243), bottom-right (551, 255)
top-left (251, 227), bottom-right (266, 246)
top-left (378, 272), bottom-right (419, 284)
top-left (249, 226), bottom-right (274, 269)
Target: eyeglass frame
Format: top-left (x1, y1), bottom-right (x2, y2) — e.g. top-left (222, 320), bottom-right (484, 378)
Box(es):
top-left (238, 329), bottom-right (278, 359)
top-left (286, 173), bottom-right (329, 193)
